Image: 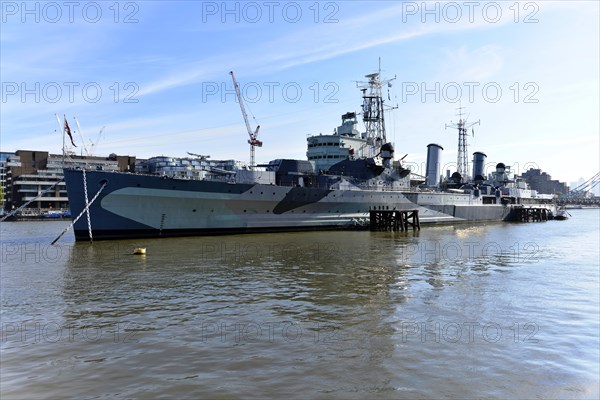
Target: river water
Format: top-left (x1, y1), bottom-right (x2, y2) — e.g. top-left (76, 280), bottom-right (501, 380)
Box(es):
top-left (1, 209), bottom-right (599, 399)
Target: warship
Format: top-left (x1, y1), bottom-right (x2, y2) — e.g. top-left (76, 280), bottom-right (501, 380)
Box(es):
top-left (63, 70), bottom-right (554, 240)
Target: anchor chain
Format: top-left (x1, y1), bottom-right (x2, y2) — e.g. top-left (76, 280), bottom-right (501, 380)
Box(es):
top-left (83, 169), bottom-right (93, 241)
top-left (51, 173), bottom-right (107, 245)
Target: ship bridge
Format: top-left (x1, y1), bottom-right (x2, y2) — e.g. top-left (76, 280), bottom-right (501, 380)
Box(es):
top-left (306, 112), bottom-right (367, 173)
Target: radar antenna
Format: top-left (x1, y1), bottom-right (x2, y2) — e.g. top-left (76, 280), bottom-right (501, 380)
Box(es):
top-left (445, 106), bottom-right (480, 181)
top-left (355, 60), bottom-right (396, 158)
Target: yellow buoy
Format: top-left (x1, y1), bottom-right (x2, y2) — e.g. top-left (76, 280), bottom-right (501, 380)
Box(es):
top-left (133, 247), bottom-right (146, 255)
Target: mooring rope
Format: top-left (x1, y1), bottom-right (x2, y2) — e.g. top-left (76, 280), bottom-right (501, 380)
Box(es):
top-left (50, 177), bottom-right (107, 245)
top-left (82, 169), bottom-right (93, 241)
top-left (0, 180), bottom-right (64, 222)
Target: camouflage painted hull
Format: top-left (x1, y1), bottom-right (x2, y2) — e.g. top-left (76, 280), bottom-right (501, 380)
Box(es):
top-left (65, 169), bottom-right (518, 241)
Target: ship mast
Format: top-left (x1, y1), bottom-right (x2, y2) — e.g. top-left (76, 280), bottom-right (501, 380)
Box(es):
top-left (445, 107), bottom-right (480, 181)
top-left (356, 63), bottom-right (396, 158)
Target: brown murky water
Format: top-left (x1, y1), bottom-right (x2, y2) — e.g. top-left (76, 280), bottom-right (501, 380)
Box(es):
top-left (1, 210), bottom-right (599, 398)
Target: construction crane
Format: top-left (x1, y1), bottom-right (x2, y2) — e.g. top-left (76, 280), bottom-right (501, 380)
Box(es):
top-left (230, 71), bottom-right (262, 169)
top-left (73, 116), bottom-right (105, 157)
top-left (88, 126), bottom-right (106, 157)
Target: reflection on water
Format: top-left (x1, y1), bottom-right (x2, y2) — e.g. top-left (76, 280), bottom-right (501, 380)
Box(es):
top-left (1, 210), bottom-right (599, 399)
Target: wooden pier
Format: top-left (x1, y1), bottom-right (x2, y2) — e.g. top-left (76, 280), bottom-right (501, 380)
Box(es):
top-left (369, 209), bottom-right (420, 231)
top-left (512, 207), bottom-right (548, 222)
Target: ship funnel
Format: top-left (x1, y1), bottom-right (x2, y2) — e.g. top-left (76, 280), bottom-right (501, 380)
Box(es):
top-left (425, 143), bottom-right (443, 186)
top-left (472, 151), bottom-right (487, 182)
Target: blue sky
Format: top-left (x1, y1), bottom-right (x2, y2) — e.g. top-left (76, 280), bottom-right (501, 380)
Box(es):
top-left (1, 1), bottom-right (598, 183)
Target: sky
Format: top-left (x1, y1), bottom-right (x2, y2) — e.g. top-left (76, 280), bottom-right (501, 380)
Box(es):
top-left (1, 0), bottom-right (598, 184)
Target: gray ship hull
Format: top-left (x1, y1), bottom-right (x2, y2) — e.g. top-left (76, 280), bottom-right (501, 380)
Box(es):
top-left (64, 169), bottom-right (522, 241)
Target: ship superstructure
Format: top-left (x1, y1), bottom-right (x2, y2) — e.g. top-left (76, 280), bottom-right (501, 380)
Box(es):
top-left (63, 69), bottom-right (554, 240)
top-left (307, 112), bottom-right (367, 172)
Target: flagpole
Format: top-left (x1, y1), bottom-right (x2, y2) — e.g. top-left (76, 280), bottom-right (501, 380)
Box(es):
top-left (63, 118), bottom-right (65, 167)
top-left (54, 114), bottom-right (65, 169)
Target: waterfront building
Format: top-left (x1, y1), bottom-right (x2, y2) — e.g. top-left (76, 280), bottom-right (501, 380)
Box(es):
top-left (3, 150), bottom-right (134, 214)
top-left (0, 152), bottom-right (15, 214)
top-left (136, 156), bottom-right (245, 180)
top-left (522, 168), bottom-right (569, 196)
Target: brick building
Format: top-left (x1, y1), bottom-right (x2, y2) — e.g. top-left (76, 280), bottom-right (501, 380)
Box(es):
top-left (3, 150), bottom-right (135, 214)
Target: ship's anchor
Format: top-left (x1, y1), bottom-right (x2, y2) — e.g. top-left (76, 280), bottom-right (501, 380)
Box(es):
top-left (51, 169), bottom-right (107, 245)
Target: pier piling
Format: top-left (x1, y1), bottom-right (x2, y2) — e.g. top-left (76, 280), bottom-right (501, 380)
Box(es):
top-left (512, 207), bottom-right (548, 222)
top-left (369, 209), bottom-right (420, 231)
